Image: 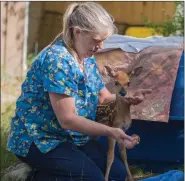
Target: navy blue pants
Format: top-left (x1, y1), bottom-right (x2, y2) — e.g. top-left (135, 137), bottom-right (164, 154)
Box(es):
top-left (17, 139), bottom-right (127, 181)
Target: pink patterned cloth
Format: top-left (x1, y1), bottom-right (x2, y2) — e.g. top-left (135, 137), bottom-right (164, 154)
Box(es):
top-left (101, 47), bottom-right (183, 122)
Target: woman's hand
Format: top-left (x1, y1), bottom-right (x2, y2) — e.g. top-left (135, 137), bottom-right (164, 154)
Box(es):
top-left (122, 134), bottom-right (140, 149)
top-left (123, 88), bottom-right (152, 105)
top-left (110, 128), bottom-right (139, 149)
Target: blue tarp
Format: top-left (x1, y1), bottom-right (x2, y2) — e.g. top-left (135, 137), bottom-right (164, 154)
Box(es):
top-left (170, 51), bottom-right (184, 120)
top-left (126, 119), bottom-right (184, 164)
top-left (139, 170), bottom-right (184, 181)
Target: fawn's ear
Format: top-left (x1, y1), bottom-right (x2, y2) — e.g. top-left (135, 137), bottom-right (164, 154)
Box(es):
top-left (129, 66), bottom-right (143, 78)
top-left (104, 65), bottom-right (117, 77)
top-left (104, 65), bottom-right (129, 84)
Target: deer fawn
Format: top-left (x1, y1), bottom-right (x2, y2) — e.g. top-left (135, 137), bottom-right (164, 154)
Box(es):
top-left (95, 66), bottom-right (140, 181)
top-left (94, 48), bottom-right (150, 181)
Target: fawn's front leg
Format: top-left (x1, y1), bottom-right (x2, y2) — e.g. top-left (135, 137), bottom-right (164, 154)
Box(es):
top-left (105, 137), bottom-right (116, 181)
top-left (119, 146), bottom-right (134, 181)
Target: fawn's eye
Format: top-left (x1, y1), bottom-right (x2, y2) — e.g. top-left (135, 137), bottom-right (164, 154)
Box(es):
top-left (115, 80), bottom-right (119, 85)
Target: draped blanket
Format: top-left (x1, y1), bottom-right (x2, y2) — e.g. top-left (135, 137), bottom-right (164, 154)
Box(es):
top-left (98, 46), bottom-right (183, 122)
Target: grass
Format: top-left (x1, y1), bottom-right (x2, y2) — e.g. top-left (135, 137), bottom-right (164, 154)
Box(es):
top-left (1, 103), bottom-right (18, 177)
top-left (131, 166), bottom-right (156, 180)
top-left (1, 73), bottom-right (21, 177)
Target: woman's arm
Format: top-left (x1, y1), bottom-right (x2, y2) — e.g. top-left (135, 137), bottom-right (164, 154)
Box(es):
top-left (49, 92), bottom-right (133, 142)
top-left (98, 87), bottom-right (116, 104)
top-left (98, 86), bottom-right (152, 105)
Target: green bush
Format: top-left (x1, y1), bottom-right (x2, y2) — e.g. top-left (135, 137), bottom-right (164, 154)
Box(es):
top-left (144, 2), bottom-right (184, 36)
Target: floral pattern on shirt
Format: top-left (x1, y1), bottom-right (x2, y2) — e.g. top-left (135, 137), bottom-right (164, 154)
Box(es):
top-left (7, 39), bottom-right (104, 157)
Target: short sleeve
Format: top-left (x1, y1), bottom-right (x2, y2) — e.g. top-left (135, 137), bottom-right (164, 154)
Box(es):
top-left (41, 48), bottom-right (78, 98)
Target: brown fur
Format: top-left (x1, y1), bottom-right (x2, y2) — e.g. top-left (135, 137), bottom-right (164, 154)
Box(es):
top-left (94, 51), bottom-right (140, 181)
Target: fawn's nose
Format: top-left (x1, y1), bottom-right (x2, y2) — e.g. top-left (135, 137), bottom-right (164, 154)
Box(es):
top-left (119, 87), bottom-right (127, 96)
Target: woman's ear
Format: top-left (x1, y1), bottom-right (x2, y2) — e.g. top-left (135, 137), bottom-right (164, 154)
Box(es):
top-left (73, 28), bottom-right (81, 39)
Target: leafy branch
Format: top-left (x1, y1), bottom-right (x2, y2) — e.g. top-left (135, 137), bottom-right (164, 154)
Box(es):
top-left (144, 2), bottom-right (184, 36)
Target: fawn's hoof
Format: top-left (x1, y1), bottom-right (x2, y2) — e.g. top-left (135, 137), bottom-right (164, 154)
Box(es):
top-left (131, 134), bottom-right (140, 144)
top-left (125, 175), bottom-right (135, 181)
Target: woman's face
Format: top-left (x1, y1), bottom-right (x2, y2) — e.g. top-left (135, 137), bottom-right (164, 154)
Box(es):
top-left (73, 28), bottom-right (109, 59)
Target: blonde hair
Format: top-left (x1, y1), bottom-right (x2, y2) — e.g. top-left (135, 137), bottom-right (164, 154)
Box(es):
top-left (52, 2), bottom-right (117, 48)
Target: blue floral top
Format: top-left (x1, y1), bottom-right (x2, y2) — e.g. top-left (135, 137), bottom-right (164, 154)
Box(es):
top-left (7, 39), bottom-right (104, 157)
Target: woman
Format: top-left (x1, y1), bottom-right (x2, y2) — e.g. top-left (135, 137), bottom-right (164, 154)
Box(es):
top-left (7, 2), bottom-right (151, 181)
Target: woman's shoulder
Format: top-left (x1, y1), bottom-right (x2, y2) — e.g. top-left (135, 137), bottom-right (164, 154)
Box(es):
top-left (35, 39), bottom-right (73, 64)
top-left (36, 39), bottom-right (70, 60)
top-left (49, 39), bottom-right (70, 56)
